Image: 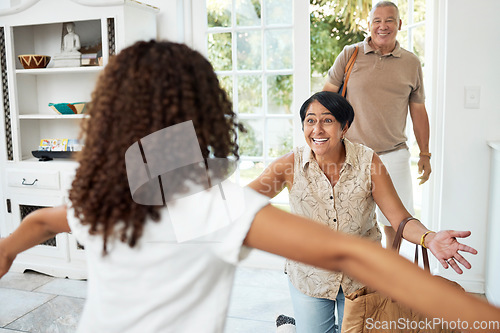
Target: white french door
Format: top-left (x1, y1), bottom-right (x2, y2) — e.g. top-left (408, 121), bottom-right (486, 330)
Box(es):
top-left (192, 0), bottom-right (310, 206)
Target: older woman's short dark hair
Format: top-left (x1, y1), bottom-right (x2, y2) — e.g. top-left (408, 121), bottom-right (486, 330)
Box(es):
top-left (299, 91), bottom-right (355, 130)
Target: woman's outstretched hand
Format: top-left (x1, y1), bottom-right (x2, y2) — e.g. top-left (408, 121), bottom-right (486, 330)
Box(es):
top-left (426, 230), bottom-right (478, 274)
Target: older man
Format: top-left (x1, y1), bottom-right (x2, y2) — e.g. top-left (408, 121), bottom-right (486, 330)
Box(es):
top-left (323, 1), bottom-right (431, 248)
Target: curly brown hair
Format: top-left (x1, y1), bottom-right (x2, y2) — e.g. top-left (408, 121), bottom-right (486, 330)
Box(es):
top-left (69, 40), bottom-right (242, 253)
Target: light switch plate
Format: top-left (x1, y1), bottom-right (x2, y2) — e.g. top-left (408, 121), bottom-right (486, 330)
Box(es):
top-left (464, 86), bottom-right (480, 109)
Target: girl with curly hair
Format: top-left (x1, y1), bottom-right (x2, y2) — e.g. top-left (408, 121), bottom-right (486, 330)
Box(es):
top-left (0, 41), bottom-right (499, 333)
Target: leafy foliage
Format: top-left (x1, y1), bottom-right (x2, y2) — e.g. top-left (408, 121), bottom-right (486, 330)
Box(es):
top-left (206, 0), bottom-right (373, 157)
top-left (238, 121), bottom-right (263, 156)
top-left (268, 130), bottom-right (293, 157)
top-left (312, 0), bottom-right (371, 32)
top-left (310, 0), bottom-right (369, 76)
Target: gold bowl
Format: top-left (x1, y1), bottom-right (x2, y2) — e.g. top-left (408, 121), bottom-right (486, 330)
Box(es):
top-left (18, 54), bottom-right (51, 69)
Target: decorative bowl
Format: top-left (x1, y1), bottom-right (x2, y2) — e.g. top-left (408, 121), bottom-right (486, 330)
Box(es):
top-left (18, 54), bottom-right (51, 69)
top-left (49, 102), bottom-right (87, 115)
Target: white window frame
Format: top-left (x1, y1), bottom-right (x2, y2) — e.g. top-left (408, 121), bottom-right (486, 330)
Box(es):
top-left (398, 0), bottom-right (427, 220)
top-left (191, 0), bottom-right (310, 205)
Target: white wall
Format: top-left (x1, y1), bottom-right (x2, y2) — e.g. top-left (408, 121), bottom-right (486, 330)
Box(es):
top-left (140, 0), bottom-right (191, 45)
top-left (486, 143), bottom-right (500, 306)
top-left (429, 0), bottom-right (500, 295)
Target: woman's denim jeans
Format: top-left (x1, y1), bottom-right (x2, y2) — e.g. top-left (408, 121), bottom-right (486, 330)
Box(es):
top-left (288, 280), bottom-right (345, 333)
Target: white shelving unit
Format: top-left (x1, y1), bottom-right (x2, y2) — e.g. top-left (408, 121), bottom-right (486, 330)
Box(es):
top-left (0, 0), bottom-right (158, 279)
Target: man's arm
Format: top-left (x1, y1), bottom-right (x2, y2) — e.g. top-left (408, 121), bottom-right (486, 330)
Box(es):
top-left (409, 101), bottom-right (431, 184)
top-left (323, 81), bottom-right (340, 93)
top-left (323, 44), bottom-right (356, 93)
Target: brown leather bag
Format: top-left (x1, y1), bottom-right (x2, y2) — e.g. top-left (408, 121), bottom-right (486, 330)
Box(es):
top-left (341, 218), bottom-right (464, 333)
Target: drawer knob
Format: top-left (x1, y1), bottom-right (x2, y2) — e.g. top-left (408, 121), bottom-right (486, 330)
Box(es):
top-left (22, 178), bottom-right (38, 186)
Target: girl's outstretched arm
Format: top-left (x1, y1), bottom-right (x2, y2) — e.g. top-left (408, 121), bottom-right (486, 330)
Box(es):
top-left (244, 204), bottom-right (500, 331)
top-left (0, 206), bottom-right (69, 277)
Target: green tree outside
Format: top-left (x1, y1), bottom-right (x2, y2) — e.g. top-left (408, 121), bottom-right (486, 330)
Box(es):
top-left (310, 0), bottom-right (370, 92)
top-left (207, 0), bottom-right (372, 155)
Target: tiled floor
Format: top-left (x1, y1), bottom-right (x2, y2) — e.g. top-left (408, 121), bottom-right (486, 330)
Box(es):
top-left (0, 251), bottom-right (292, 333)
top-left (0, 248), bottom-right (490, 333)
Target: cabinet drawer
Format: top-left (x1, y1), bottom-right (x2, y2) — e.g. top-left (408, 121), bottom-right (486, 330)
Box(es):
top-left (7, 169), bottom-right (60, 190)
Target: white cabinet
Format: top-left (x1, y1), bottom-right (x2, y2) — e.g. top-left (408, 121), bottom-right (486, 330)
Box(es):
top-left (0, 0), bottom-right (158, 279)
top-left (7, 168), bottom-right (60, 190)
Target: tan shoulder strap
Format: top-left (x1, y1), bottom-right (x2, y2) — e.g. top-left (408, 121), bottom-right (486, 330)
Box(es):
top-left (341, 45), bottom-right (359, 97)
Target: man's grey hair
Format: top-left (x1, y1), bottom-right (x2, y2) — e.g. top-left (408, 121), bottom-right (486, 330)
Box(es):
top-left (369, 1), bottom-right (400, 23)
